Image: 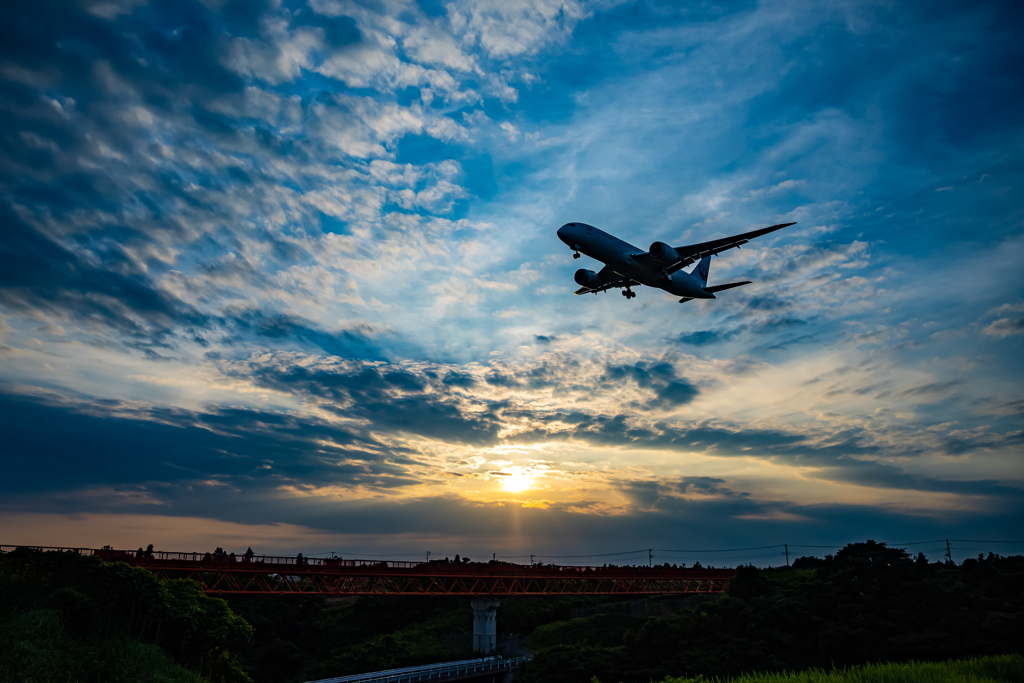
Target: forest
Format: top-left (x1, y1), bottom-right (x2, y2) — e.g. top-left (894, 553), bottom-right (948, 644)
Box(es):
top-left (1, 542), bottom-right (1021, 683)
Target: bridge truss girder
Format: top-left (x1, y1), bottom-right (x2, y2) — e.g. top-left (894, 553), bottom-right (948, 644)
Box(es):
top-left (144, 566), bottom-right (732, 596)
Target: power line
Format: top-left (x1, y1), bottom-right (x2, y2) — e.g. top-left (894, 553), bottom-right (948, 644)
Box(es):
top-left (654, 545), bottom-right (786, 553)
top-left (296, 539), bottom-right (1024, 563)
top-left (504, 549), bottom-right (650, 559)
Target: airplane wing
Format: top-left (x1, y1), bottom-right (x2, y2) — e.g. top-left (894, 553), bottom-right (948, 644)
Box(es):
top-left (629, 252), bottom-right (664, 270)
top-left (705, 281), bottom-right (751, 293)
top-left (664, 222), bottom-right (796, 274)
top-left (574, 265), bottom-right (638, 295)
top-left (622, 222), bottom-right (795, 275)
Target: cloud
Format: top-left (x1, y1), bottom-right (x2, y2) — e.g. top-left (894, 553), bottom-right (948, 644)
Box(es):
top-left (983, 317), bottom-right (1024, 338)
top-left (0, 388), bottom-right (421, 497)
top-left (603, 362), bottom-right (700, 408)
top-left (447, 0), bottom-right (590, 59)
top-left (221, 20), bottom-right (323, 85)
top-left (675, 327), bottom-right (745, 346)
top-left (0, 207), bottom-right (203, 352)
top-left (0, 0), bottom-right (1022, 560)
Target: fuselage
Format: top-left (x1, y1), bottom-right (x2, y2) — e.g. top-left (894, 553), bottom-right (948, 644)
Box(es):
top-left (556, 222), bottom-right (713, 298)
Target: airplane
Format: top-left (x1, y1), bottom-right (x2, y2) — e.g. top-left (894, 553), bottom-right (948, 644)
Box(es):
top-left (556, 221), bottom-right (796, 304)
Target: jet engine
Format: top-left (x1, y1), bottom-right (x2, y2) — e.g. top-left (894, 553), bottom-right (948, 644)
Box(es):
top-left (574, 269), bottom-right (601, 288)
top-left (649, 241), bottom-right (679, 264)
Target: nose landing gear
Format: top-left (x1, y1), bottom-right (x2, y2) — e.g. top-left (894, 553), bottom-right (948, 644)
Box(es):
top-left (621, 288), bottom-right (636, 299)
top-left (573, 251), bottom-right (580, 259)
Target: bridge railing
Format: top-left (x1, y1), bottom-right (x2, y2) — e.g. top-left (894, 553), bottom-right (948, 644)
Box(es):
top-left (306, 656), bottom-right (526, 683)
top-left (0, 545), bottom-right (731, 574)
top-left (0, 546), bottom-right (421, 569)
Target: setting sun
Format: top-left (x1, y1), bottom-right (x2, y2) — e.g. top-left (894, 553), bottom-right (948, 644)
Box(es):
top-left (500, 468), bottom-right (535, 493)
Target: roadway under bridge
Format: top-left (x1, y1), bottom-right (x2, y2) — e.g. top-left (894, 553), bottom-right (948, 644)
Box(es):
top-left (306, 656), bottom-right (527, 683)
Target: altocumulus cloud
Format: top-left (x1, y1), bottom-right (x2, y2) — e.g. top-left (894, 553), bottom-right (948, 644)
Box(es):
top-left (0, 0), bottom-right (1022, 557)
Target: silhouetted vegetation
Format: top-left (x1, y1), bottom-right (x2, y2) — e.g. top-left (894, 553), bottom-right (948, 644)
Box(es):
top-left (224, 592), bottom-right (622, 682)
top-left (0, 548), bottom-right (253, 682)
top-left (4, 542), bottom-right (1021, 683)
top-left (520, 542), bottom-right (1024, 683)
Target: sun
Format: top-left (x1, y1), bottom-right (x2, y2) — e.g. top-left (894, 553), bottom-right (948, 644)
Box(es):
top-left (501, 468), bottom-right (535, 493)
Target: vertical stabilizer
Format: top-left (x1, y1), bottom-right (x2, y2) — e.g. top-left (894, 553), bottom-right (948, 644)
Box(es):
top-left (692, 255), bottom-right (713, 287)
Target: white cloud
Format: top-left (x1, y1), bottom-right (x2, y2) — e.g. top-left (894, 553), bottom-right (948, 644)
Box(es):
top-left (311, 94), bottom-right (425, 159)
top-left (221, 19), bottom-right (323, 85)
top-left (447, 0), bottom-right (591, 59)
top-left (983, 318), bottom-right (1024, 339)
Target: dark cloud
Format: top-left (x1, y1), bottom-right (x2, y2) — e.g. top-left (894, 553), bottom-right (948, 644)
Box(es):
top-left (248, 362), bottom-right (501, 445)
top-left (513, 410), bottom-right (1023, 499)
top-left (0, 207), bottom-right (204, 351)
top-left (603, 362), bottom-right (699, 407)
top-left (674, 327), bottom-right (744, 346)
top-left (899, 380), bottom-right (962, 397)
top-left (229, 311), bottom-right (382, 359)
top-left (442, 371), bottom-right (476, 388)
top-left (670, 476), bottom-right (749, 498)
top-left (744, 294), bottom-right (792, 312)
top-left (0, 389), bottom-right (421, 498)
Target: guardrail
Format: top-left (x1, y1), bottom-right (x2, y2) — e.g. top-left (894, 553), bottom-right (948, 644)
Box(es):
top-left (0, 546), bottom-right (423, 569)
top-left (306, 656), bottom-right (526, 683)
top-left (0, 545), bottom-right (727, 574)
top-left (0, 545), bottom-right (736, 595)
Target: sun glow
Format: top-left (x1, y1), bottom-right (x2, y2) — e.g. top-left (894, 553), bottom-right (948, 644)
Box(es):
top-left (500, 467), bottom-right (535, 493)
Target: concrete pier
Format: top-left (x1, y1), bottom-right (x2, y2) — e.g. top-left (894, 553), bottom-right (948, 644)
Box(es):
top-left (470, 597), bottom-right (500, 654)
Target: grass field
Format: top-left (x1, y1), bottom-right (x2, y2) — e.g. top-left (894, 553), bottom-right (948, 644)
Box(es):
top-left (652, 655), bottom-right (1024, 683)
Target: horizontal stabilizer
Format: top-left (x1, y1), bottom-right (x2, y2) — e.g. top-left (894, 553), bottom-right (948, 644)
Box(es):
top-left (705, 281), bottom-right (751, 294)
top-left (678, 297), bottom-right (694, 304)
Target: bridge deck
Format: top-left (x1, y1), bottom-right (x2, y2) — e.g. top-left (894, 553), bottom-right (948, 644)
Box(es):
top-left (306, 656), bottom-right (526, 683)
top-left (1, 546), bottom-right (735, 596)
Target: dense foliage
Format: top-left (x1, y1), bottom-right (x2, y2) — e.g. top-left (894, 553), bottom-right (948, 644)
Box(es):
top-left (4, 542), bottom-right (1021, 683)
top-left (0, 548), bottom-right (253, 683)
top-left (225, 592), bottom-right (620, 682)
top-left (656, 654), bottom-right (1024, 683)
top-left (520, 542), bottom-right (1024, 683)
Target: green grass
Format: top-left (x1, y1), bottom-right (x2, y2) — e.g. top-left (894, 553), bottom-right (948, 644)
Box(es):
top-left (652, 655), bottom-right (1024, 683)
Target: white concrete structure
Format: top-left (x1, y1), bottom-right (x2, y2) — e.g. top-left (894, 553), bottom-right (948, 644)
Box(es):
top-left (470, 597), bottom-right (500, 654)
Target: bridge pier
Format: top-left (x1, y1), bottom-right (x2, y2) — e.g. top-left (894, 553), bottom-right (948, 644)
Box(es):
top-left (470, 597), bottom-right (500, 654)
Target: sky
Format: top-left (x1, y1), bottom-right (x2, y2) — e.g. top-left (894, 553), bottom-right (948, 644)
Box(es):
top-left (1, 0), bottom-right (1022, 567)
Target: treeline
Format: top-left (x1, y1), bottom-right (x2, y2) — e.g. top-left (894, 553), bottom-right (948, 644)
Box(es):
top-left (5, 542), bottom-right (1021, 683)
top-left (223, 592), bottom-right (620, 682)
top-left (520, 542), bottom-right (1024, 683)
top-left (0, 547), bottom-right (253, 683)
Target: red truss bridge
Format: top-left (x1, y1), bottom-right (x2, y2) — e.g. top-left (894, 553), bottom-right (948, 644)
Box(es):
top-left (2, 546), bottom-right (736, 596)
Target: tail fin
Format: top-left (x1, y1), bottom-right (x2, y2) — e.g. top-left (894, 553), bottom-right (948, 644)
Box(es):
top-left (692, 255), bottom-right (712, 287)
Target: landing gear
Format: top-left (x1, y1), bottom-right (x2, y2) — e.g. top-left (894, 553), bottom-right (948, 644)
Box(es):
top-left (572, 251), bottom-right (581, 259)
top-left (621, 288), bottom-right (636, 299)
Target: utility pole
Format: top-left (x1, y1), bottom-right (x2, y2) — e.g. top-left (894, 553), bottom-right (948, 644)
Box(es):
top-left (946, 539), bottom-right (953, 564)
top-left (649, 549), bottom-right (653, 567)
top-left (785, 544), bottom-right (789, 567)
top-left (530, 554), bottom-right (535, 566)
top-left (426, 551), bottom-right (430, 562)
top-left (493, 552), bottom-right (496, 562)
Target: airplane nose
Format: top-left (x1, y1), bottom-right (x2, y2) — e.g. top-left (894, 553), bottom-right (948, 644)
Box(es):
top-left (557, 224), bottom-right (571, 244)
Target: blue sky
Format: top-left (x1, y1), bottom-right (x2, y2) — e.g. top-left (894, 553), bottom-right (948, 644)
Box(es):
top-left (0, 0), bottom-right (1021, 565)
